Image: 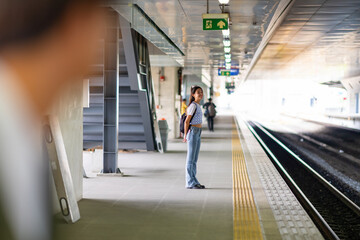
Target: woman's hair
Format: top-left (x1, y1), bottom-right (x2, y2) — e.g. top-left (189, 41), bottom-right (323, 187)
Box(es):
top-left (188, 85), bottom-right (202, 106)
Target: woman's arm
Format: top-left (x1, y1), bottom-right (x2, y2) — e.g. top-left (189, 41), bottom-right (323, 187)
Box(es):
top-left (183, 115), bottom-right (192, 143)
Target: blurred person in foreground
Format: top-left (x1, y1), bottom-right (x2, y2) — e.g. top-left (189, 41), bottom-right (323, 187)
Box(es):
top-left (0, 0), bottom-right (104, 239)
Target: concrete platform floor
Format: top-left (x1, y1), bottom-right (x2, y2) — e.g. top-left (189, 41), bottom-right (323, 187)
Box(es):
top-left (54, 116), bottom-right (234, 240)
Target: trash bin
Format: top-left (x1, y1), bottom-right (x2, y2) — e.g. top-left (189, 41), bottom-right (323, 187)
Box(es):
top-left (158, 120), bottom-right (169, 152)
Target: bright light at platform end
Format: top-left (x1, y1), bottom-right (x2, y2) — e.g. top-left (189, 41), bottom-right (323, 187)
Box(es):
top-left (224, 47), bottom-right (231, 53)
top-left (218, 0), bottom-right (230, 4)
top-left (225, 63), bottom-right (231, 70)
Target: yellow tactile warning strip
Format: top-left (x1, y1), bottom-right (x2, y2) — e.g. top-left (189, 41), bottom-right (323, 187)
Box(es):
top-left (232, 122), bottom-right (263, 240)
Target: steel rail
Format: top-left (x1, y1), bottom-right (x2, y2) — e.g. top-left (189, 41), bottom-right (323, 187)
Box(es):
top-left (251, 121), bottom-right (360, 216)
top-left (245, 120), bottom-right (340, 240)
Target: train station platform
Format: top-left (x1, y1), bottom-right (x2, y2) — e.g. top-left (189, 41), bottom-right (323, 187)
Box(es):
top-left (54, 115), bottom-right (323, 240)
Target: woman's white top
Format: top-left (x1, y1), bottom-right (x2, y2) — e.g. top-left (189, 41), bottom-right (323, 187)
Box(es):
top-left (187, 102), bottom-right (202, 125)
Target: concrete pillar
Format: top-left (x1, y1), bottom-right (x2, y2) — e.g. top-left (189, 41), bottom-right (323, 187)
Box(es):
top-left (348, 92), bottom-right (359, 114)
top-left (341, 76), bottom-right (360, 114)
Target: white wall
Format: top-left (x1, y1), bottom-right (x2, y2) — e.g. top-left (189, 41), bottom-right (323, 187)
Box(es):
top-left (51, 83), bottom-right (84, 211)
top-left (152, 67), bottom-right (180, 139)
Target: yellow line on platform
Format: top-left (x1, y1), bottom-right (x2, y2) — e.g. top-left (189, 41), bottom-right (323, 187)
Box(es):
top-left (232, 122), bottom-right (263, 240)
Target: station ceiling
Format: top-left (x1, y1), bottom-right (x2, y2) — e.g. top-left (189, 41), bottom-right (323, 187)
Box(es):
top-left (111, 0), bottom-right (360, 84)
top-left (111, 0), bottom-right (280, 77)
top-left (249, 0), bottom-right (360, 83)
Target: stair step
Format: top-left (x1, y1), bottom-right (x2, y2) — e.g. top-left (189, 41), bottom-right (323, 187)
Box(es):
top-left (84, 116), bottom-right (143, 123)
top-left (83, 121), bottom-right (103, 126)
top-left (119, 123), bottom-right (145, 133)
top-left (119, 116), bottom-right (143, 123)
top-left (83, 141), bottom-right (102, 150)
top-left (84, 108), bottom-right (143, 117)
top-left (88, 98), bottom-right (139, 105)
top-left (89, 92), bottom-right (138, 97)
top-left (84, 140), bottom-right (147, 150)
top-left (119, 96), bottom-right (140, 104)
top-left (119, 107), bottom-right (142, 116)
top-left (119, 76), bottom-right (130, 86)
top-left (83, 125), bottom-right (102, 134)
top-left (89, 76), bottom-right (130, 87)
top-left (86, 103), bottom-right (142, 109)
top-left (85, 103), bottom-right (103, 109)
top-left (118, 135), bottom-right (146, 141)
top-left (83, 107), bottom-right (103, 115)
top-left (84, 133), bottom-right (146, 141)
top-left (83, 136), bottom-right (102, 141)
top-left (90, 63), bottom-right (127, 68)
top-left (118, 141), bottom-right (147, 150)
top-left (84, 125), bottom-right (145, 134)
top-left (89, 90), bottom-right (138, 96)
top-left (89, 95), bottom-right (104, 104)
top-left (119, 86), bottom-right (136, 94)
top-left (119, 93), bottom-right (139, 97)
top-left (83, 119), bottom-right (144, 126)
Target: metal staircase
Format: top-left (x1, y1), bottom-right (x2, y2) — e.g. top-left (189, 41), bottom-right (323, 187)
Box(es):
top-left (83, 14), bottom-right (162, 152)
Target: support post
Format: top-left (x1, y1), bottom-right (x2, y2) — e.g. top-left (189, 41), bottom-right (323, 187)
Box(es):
top-left (44, 116), bottom-right (80, 223)
top-left (102, 10), bottom-right (121, 174)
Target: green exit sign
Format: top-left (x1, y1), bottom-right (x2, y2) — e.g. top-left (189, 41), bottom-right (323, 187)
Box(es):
top-left (220, 70), bottom-right (231, 76)
top-left (202, 13), bottom-right (229, 30)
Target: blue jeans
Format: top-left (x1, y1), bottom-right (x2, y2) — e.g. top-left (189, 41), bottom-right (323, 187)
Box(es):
top-left (186, 126), bottom-right (202, 187)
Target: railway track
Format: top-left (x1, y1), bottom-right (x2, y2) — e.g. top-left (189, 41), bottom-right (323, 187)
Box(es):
top-left (246, 120), bottom-right (360, 240)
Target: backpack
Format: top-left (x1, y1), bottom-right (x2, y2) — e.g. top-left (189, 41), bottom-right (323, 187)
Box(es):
top-left (208, 103), bottom-right (216, 117)
top-left (180, 103), bottom-right (197, 134)
top-left (204, 109), bottom-right (209, 118)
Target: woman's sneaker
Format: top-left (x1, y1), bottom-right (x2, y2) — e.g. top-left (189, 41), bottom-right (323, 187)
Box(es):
top-left (187, 184), bottom-right (205, 189)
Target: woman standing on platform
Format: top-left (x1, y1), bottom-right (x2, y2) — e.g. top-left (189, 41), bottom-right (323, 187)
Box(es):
top-left (183, 86), bottom-right (205, 189)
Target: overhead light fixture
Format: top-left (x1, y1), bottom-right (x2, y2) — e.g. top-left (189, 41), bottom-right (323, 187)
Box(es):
top-left (223, 39), bottom-right (231, 47)
top-left (225, 58), bottom-right (231, 63)
top-left (224, 47), bottom-right (231, 53)
top-left (225, 63), bottom-right (231, 70)
top-left (219, 0), bottom-right (230, 4)
top-left (225, 53), bottom-right (231, 59)
top-left (222, 29), bottom-right (230, 37)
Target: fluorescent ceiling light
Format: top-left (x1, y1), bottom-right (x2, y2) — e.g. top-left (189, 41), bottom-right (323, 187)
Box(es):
top-left (225, 64), bottom-right (231, 70)
top-left (224, 47), bottom-right (231, 53)
top-left (223, 40), bottom-right (231, 47)
top-left (225, 58), bottom-right (231, 63)
top-left (222, 29), bottom-right (230, 37)
top-left (225, 54), bottom-right (231, 59)
top-left (219, 0), bottom-right (230, 4)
